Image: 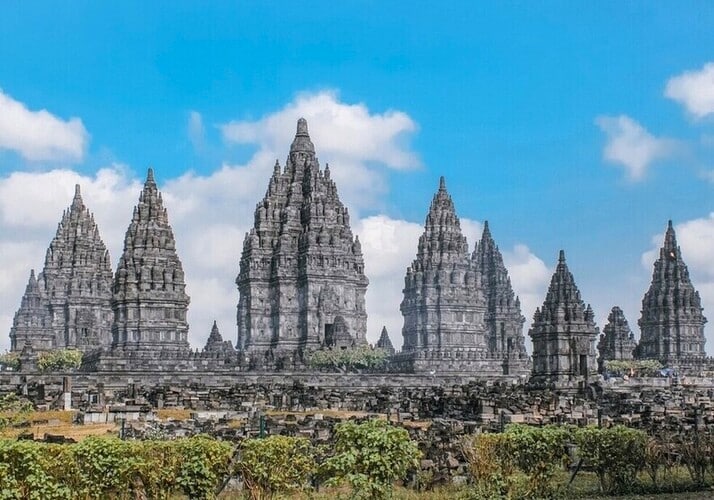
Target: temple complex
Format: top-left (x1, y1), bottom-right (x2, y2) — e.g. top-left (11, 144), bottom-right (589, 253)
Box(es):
top-left (636, 221), bottom-right (707, 365)
top-left (111, 169), bottom-right (190, 351)
top-left (529, 251), bottom-right (599, 387)
top-left (597, 306), bottom-right (637, 370)
top-left (9, 185), bottom-right (113, 351)
top-left (236, 119), bottom-right (368, 368)
top-left (3, 120), bottom-right (710, 384)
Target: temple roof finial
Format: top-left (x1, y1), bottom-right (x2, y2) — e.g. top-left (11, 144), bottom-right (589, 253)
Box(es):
top-left (558, 249), bottom-right (566, 263)
top-left (146, 167), bottom-right (156, 185)
top-left (664, 219), bottom-right (677, 251)
top-left (290, 118), bottom-right (315, 154)
top-left (439, 176), bottom-right (446, 192)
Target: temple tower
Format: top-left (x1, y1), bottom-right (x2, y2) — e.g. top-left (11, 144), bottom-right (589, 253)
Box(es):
top-left (637, 221), bottom-right (707, 363)
top-left (236, 118), bottom-right (368, 366)
top-left (597, 306), bottom-right (636, 371)
top-left (376, 326), bottom-right (396, 356)
top-left (111, 169), bottom-right (190, 350)
top-left (529, 250), bottom-right (599, 386)
top-left (473, 221), bottom-right (527, 358)
top-left (399, 177), bottom-right (486, 368)
top-left (9, 270), bottom-right (53, 351)
top-left (9, 185), bottom-right (114, 352)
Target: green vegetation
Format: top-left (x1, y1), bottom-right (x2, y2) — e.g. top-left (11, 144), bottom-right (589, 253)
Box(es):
top-left (0, 435), bottom-right (232, 499)
top-left (321, 418), bottom-right (422, 499)
top-left (37, 349), bottom-right (83, 372)
top-left (604, 359), bottom-right (664, 376)
top-left (0, 351), bottom-right (20, 371)
top-left (238, 435), bottom-right (316, 499)
top-left (307, 346), bottom-right (388, 371)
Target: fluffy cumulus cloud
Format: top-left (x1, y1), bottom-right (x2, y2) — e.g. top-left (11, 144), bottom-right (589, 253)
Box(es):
top-left (665, 63), bottom-right (714, 118)
top-left (221, 90), bottom-right (421, 215)
top-left (596, 115), bottom-right (677, 180)
top-left (641, 214), bottom-right (714, 347)
top-left (0, 89), bottom-right (89, 162)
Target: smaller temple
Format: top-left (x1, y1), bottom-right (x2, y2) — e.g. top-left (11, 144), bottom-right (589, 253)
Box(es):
top-left (597, 306), bottom-right (636, 372)
top-left (203, 321), bottom-right (234, 353)
top-left (529, 251), bottom-right (599, 387)
top-left (376, 326), bottom-right (396, 356)
top-left (9, 270), bottom-right (53, 351)
top-left (637, 221), bottom-right (707, 365)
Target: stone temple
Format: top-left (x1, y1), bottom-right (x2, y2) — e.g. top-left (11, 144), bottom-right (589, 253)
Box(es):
top-left (236, 118), bottom-right (368, 369)
top-left (395, 177), bottom-right (529, 375)
top-left (5, 119), bottom-right (711, 386)
top-left (10, 186), bottom-right (113, 352)
top-left (636, 220), bottom-right (707, 364)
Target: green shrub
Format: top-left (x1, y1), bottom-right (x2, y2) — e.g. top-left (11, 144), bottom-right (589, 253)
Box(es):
top-left (321, 418), bottom-right (422, 499)
top-left (238, 435), bottom-right (316, 499)
top-left (308, 346), bottom-right (388, 372)
top-left (175, 435), bottom-right (233, 500)
top-left (0, 351), bottom-right (20, 371)
top-left (575, 425), bottom-right (647, 494)
top-left (462, 432), bottom-right (518, 499)
top-left (37, 349), bottom-right (83, 372)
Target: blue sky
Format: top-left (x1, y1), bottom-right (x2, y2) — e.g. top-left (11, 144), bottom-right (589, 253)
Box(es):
top-left (0, 2), bottom-right (713, 352)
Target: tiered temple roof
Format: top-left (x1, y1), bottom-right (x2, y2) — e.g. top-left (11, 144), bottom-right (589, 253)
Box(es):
top-left (473, 221), bottom-right (527, 358)
top-left (637, 221), bottom-right (707, 363)
top-left (111, 169), bottom-right (190, 350)
top-left (598, 306), bottom-right (637, 370)
top-left (376, 326), bottom-right (396, 356)
top-left (529, 250), bottom-right (599, 385)
top-left (10, 185), bottom-right (114, 352)
top-left (9, 270), bottom-right (53, 351)
top-left (236, 119), bottom-right (368, 366)
top-left (400, 177), bottom-right (486, 353)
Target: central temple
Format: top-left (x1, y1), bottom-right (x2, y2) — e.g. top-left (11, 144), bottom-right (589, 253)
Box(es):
top-left (236, 119), bottom-right (369, 368)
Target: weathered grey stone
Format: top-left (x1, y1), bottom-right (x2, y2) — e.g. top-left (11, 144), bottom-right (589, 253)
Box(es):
top-left (111, 169), bottom-right (190, 350)
top-left (598, 306), bottom-right (637, 370)
top-left (637, 220), bottom-right (707, 364)
top-left (376, 326), bottom-right (396, 356)
top-left (236, 118), bottom-right (368, 368)
top-left (529, 250), bottom-right (599, 387)
top-left (10, 185), bottom-right (113, 351)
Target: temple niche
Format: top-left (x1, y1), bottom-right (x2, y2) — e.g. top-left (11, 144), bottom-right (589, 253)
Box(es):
top-left (636, 221), bottom-right (707, 365)
top-left (529, 251), bottom-right (599, 387)
top-left (236, 118), bottom-right (368, 368)
top-left (9, 185), bottom-right (114, 352)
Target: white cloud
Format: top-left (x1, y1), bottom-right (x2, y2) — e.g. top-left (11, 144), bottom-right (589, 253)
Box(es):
top-left (665, 63), bottom-right (714, 118)
top-left (596, 115), bottom-right (677, 180)
top-left (503, 244), bottom-right (551, 329)
top-left (188, 111), bottom-right (205, 150)
top-left (220, 90), bottom-right (420, 215)
top-left (641, 214), bottom-right (714, 347)
top-left (0, 89), bottom-right (89, 162)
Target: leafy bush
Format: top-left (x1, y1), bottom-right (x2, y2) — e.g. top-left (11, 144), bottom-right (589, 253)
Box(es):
top-left (37, 349), bottom-right (83, 372)
top-left (321, 418), bottom-right (422, 499)
top-left (0, 436), bottom-right (232, 500)
top-left (0, 351), bottom-right (20, 370)
top-left (504, 424), bottom-right (573, 498)
top-left (308, 346), bottom-right (388, 372)
top-left (238, 435), bottom-right (316, 499)
top-left (604, 359), bottom-right (663, 377)
top-left (575, 425), bottom-right (647, 494)
top-left (0, 394), bottom-right (34, 430)
top-left (462, 432), bottom-right (517, 499)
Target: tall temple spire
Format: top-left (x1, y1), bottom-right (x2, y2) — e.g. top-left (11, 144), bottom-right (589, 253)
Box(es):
top-left (376, 326), bottom-right (395, 356)
top-left (112, 168), bottom-right (190, 350)
top-left (637, 221), bottom-right (707, 363)
top-left (529, 250), bottom-right (599, 386)
top-left (237, 118), bottom-right (367, 367)
top-left (400, 177), bottom-right (487, 366)
top-left (473, 221), bottom-right (527, 358)
top-left (11, 184), bottom-right (115, 352)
